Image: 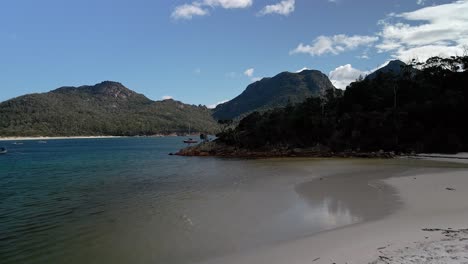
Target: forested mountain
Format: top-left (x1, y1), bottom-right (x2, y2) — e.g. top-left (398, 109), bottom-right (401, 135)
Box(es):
top-left (0, 81), bottom-right (218, 136)
top-left (216, 56), bottom-right (468, 154)
top-left (213, 70), bottom-right (336, 120)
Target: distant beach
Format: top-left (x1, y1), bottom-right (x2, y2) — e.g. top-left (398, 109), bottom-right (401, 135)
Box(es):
top-left (0, 134), bottom-right (201, 142)
top-left (0, 136), bottom-right (124, 141)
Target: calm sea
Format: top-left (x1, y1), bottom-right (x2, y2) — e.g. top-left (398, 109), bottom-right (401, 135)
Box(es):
top-left (0, 137), bottom-right (424, 264)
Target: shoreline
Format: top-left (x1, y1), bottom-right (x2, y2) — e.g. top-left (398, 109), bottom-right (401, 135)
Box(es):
top-left (202, 157), bottom-right (468, 264)
top-left (0, 134), bottom-right (202, 141)
top-left (175, 141), bottom-right (396, 158)
top-left (177, 142), bottom-right (468, 161)
top-left (0, 136), bottom-right (125, 141)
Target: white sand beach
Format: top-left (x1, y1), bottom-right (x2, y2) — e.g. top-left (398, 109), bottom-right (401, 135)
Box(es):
top-left (203, 157), bottom-right (468, 264)
top-left (0, 136), bottom-right (123, 141)
top-left (413, 153), bottom-right (468, 165)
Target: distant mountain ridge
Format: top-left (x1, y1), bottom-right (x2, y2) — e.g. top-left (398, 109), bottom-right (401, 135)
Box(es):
top-left (213, 70), bottom-right (336, 120)
top-left (0, 61), bottom-right (421, 137)
top-left (0, 81), bottom-right (218, 137)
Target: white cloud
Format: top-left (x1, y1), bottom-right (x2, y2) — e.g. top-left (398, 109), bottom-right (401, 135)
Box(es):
top-left (290, 34), bottom-right (379, 56)
top-left (357, 54), bottom-right (370, 59)
top-left (244, 68), bottom-right (254, 77)
top-left (171, 4), bottom-right (209, 20)
top-left (416, 0), bottom-right (426, 5)
top-left (296, 67), bottom-right (309, 72)
top-left (292, 1), bottom-right (468, 62)
top-left (376, 0), bottom-right (468, 61)
top-left (329, 64), bottom-right (369, 89)
top-left (162, 95), bottom-right (173, 100)
top-left (243, 68), bottom-right (261, 82)
top-left (207, 99), bottom-right (229, 109)
top-left (204, 0), bottom-right (252, 8)
top-left (392, 45), bottom-right (464, 63)
top-left (172, 0), bottom-right (252, 20)
top-left (258, 0), bottom-right (295, 16)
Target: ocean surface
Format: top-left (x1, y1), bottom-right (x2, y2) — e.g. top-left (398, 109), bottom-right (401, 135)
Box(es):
top-left (0, 137), bottom-right (452, 264)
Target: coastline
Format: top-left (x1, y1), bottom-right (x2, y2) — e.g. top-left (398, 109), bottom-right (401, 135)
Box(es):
top-left (202, 157), bottom-right (468, 264)
top-left (0, 136), bottom-right (125, 141)
top-left (0, 133), bottom-right (207, 142)
top-left (0, 134), bottom-right (199, 141)
top-left (175, 141), bottom-right (396, 158)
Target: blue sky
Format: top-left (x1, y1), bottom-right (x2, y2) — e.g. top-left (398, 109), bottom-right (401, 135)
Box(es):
top-left (1, 0), bottom-right (467, 107)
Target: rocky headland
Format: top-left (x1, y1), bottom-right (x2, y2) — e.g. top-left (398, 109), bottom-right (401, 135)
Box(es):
top-left (175, 141), bottom-right (396, 158)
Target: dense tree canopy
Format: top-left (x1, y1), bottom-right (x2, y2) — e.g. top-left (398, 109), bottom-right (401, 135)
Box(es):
top-left (217, 56), bottom-right (468, 154)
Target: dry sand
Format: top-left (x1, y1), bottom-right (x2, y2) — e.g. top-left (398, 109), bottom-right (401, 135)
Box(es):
top-left (203, 157), bottom-right (468, 264)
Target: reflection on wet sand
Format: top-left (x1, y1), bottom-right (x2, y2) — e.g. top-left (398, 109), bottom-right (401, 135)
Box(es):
top-left (295, 166), bottom-right (403, 223)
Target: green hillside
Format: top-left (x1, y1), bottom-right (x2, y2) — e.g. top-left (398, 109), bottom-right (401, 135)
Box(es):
top-left (0, 81), bottom-right (219, 136)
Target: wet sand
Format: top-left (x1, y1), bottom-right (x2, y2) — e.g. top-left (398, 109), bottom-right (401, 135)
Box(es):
top-left (202, 158), bottom-right (468, 264)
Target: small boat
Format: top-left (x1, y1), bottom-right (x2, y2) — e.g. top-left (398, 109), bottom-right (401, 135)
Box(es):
top-left (183, 124), bottom-right (198, 144)
top-left (0, 147), bottom-right (7, 155)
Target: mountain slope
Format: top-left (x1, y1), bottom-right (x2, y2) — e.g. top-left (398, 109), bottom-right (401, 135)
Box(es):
top-left (0, 81), bottom-right (218, 136)
top-left (366, 60), bottom-right (408, 80)
top-left (213, 70), bottom-right (336, 120)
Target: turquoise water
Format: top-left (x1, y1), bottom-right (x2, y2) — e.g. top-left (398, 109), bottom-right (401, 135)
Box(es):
top-left (0, 138), bottom-right (405, 264)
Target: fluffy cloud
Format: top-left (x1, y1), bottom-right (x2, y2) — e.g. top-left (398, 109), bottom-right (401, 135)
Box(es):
top-left (162, 95), bottom-right (173, 100)
top-left (416, 0), bottom-right (426, 5)
top-left (207, 99), bottom-right (229, 109)
top-left (172, 0), bottom-right (252, 19)
top-left (376, 0), bottom-right (468, 61)
top-left (296, 67), bottom-right (309, 72)
top-left (244, 68), bottom-right (261, 81)
top-left (290, 2), bottom-right (468, 61)
top-left (258, 0), bottom-right (295, 16)
top-left (204, 0), bottom-right (252, 8)
top-left (392, 45), bottom-right (465, 63)
top-left (244, 68), bottom-right (254, 77)
top-left (290, 34), bottom-right (378, 56)
top-left (329, 64), bottom-right (369, 89)
top-left (171, 4), bottom-right (209, 20)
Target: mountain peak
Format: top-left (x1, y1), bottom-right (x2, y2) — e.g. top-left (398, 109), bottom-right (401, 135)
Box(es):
top-left (88, 81), bottom-right (135, 99)
top-left (213, 69), bottom-right (336, 120)
top-left (366, 60), bottom-right (408, 80)
top-left (297, 69), bottom-right (323, 74)
top-left (388, 59), bottom-right (405, 65)
top-left (52, 81), bottom-right (139, 100)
